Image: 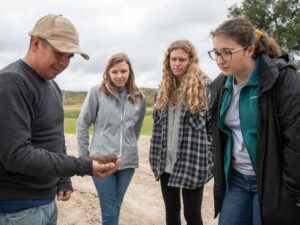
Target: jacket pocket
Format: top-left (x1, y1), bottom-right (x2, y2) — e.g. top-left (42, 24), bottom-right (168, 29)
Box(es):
top-left (263, 181), bottom-right (300, 225)
top-left (126, 105), bottom-right (140, 123)
top-left (188, 110), bottom-right (206, 131)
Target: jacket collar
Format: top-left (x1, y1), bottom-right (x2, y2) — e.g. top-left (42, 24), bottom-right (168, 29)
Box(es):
top-left (105, 84), bottom-right (121, 99)
top-left (105, 84), bottom-right (142, 100)
top-left (224, 57), bottom-right (260, 90)
top-left (246, 57), bottom-right (260, 86)
top-left (258, 54), bottom-right (297, 94)
top-left (220, 54), bottom-right (296, 95)
top-left (258, 54), bottom-right (279, 94)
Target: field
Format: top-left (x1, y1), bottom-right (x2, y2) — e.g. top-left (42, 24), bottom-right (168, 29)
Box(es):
top-left (64, 105), bottom-right (153, 135)
top-left (57, 134), bottom-right (217, 225)
top-left (60, 105), bottom-right (218, 224)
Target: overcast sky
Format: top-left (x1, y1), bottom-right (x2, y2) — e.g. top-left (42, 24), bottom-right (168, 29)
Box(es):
top-left (0, 0), bottom-right (242, 91)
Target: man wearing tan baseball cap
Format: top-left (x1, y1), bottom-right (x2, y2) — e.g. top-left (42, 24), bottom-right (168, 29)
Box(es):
top-left (29, 14), bottom-right (89, 60)
top-left (23, 14), bottom-right (90, 80)
top-left (0, 14), bottom-right (121, 225)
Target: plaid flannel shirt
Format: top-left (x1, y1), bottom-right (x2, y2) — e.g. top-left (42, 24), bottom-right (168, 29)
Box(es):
top-left (149, 84), bottom-right (214, 189)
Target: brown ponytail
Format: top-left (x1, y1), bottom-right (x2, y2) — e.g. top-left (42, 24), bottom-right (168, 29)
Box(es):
top-left (254, 33), bottom-right (281, 58)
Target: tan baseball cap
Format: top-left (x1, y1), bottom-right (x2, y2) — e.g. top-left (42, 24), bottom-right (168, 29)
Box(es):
top-left (29, 14), bottom-right (89, 60)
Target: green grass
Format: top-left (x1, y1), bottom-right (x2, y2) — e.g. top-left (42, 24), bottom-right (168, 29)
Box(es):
top-left (64, 118), bottom-right (94, 134)
top-left (64, 108), bottom-right (153, 135)
top-left (64, 118), bottom-right (77, 134)
top-left (140, 113), bottom-right (153, 135)
top-left (64, 109), bottom-right (81, 118)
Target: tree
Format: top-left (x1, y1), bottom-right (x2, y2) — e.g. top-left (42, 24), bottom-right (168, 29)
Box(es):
top-left (228, 0), bottom-right (300, 58)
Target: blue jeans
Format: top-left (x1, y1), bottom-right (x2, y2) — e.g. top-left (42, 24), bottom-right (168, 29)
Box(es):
top-left (0, 200), bottom-right (57, 225)
top-left (219, 169), bottom-right (262, 225)
top-left (93, 168), bottom-right (135, 225)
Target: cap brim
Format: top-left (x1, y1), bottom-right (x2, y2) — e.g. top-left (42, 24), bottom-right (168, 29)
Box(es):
top-left (47, 39), bottom-right (89, 60)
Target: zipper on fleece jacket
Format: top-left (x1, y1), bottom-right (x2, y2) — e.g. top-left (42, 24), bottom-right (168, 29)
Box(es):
top-left (105, 85), bottom-right (129, 157)
top-left (119, 95), bottom-right (130, 157)
top-left (120, 112), bottom-right (123, 157)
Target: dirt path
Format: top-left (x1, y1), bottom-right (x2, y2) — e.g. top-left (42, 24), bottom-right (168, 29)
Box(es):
top-left (57, 134), bottom-right (218, 225)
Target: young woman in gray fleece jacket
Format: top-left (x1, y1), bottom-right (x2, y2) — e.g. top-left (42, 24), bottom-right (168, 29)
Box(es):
top-left (76, 53), bottom-right (146, 225)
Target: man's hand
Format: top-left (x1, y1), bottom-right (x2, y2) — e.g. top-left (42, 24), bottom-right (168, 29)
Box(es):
top-left (92, 155), bottom-right (121, 179)
top-left (297, 203), bottom-right (300, 207)
top-left (57, 190), bottom-right (73, 201)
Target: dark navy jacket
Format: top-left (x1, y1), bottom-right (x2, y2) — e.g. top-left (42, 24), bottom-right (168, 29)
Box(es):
top-left (211, 54), bottom-right (300, 225)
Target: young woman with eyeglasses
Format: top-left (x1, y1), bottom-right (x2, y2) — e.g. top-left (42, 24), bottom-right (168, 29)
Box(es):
top-left (209, 17), bottom-right (300, 225)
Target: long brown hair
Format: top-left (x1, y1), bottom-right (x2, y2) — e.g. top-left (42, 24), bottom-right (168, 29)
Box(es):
top-left (100, 53), bottom-right (143, 104)
top-left (155, 40), bottom-right (210, 115)
top-left (210, 17), bottom-right (281, 58)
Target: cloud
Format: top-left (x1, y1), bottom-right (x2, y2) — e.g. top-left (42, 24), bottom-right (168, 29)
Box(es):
top-left (0, 0), bottom-right (241, 90)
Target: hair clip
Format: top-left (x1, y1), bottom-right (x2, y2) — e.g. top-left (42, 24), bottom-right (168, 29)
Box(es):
top-left (255, 29), bottom-right (262, 41)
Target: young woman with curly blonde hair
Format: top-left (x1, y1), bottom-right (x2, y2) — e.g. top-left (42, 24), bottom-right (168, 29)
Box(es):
top-left (150, 40), bottom-right (214, 225)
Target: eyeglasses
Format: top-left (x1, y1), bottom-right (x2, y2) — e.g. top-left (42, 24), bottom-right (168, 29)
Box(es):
top-left (208, 47), bottom-right (246, 61)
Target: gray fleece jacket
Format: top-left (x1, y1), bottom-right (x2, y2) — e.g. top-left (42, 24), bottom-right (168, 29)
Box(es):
top-left (76, 84), bottom-right (146, 169)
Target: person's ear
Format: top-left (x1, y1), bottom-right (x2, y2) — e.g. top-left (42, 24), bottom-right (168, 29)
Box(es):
top-left (30, 37), bottom-right (40, 52)
top-left (247, 45), bottom-right (256, 57)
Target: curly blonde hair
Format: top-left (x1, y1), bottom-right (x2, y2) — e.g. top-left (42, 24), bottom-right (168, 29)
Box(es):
top-left (100, 53), bottom-right (143, 104)
top-left (155, 40), bottom-right (210, 115)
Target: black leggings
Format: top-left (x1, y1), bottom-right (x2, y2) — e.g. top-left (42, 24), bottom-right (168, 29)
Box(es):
top-left (160, 173), bottom-right (204, 225)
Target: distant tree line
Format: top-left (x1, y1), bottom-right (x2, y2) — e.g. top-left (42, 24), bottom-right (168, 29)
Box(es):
top-left (62, 91), bottom-right (87, 105)
top-left (140, 87), bottom-right (156, 106)
top-left (62, 87), bottom-right (157, 107)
